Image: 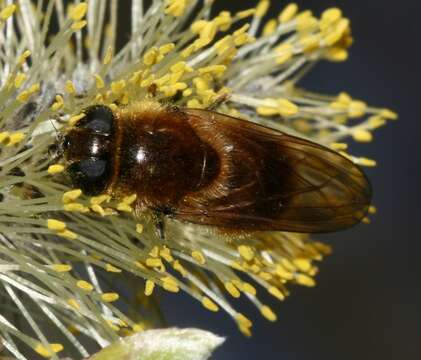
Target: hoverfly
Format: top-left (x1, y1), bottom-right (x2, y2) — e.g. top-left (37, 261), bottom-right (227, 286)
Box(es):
top-left (63, 101), bottom-right (371, 234)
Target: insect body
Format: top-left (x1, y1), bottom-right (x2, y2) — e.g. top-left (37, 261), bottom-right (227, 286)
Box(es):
top-left (63, 102), bottom-right (371, 233)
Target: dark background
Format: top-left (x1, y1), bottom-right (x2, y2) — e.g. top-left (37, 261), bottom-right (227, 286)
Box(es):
top-left (120, 1), bottom-right (420, 359)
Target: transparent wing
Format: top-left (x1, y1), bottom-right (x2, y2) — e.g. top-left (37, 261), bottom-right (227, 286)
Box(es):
top-left (174, 109), bottom-right (371, 233)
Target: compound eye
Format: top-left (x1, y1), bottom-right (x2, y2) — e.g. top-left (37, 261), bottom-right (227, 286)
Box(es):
top-left (67, 158), bottom-right (110, 195)
top-left (78, 105), bottom-right (115, 135)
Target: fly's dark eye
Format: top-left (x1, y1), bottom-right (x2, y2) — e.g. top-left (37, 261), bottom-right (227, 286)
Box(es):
top-left (78, 105), bottom-right (115, 135)
top-left (67, 158), bottom-right (111, 195)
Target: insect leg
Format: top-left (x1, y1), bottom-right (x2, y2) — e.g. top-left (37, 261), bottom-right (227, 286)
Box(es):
top-left (206, 92), bottom-right (231, 111)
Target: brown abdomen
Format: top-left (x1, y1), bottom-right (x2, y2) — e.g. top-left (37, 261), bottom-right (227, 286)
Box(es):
top-left (114, 108), bottom-right (219, 210)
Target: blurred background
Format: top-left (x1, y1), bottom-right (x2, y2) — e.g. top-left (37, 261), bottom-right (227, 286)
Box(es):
top-left (120, 1), bottom-right (420, 359)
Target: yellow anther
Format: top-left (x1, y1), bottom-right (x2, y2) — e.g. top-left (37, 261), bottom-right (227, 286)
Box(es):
top-left (62, 189), bottom-right (82, 203)
top-left (352, 129), bottom-right (373, 143)
top-left (89, 194), bottom-right (110, 205)
top-left (191, 20), bottom-right (207, 34)
top-left (330, 142), bottom-right (348, 151)
top-left (103, 46), bottom-right (113, 65)
top-left (279, 3), bottom-right (298, 23)
top-left (236, 313), bottom-right (253, 329)
top-left (145, 280), bottom-right (155, 296)
top-left (34, 343), bottom-right (63, 358)
top-left (76, 280), bottom-right (94, 292)
top-left (358, 157), bottom-right (377, 167)
top-left (143, 47), bottom-right (159, 66)
top-left (214, 35), bottom-right (234, 55)
top-left (274, 43), bottom-right (293, 65)
top-left (293, 258), bottom-right (312, 272)
top-left (165, 0), bottom-right (187, 17)
top-left (369, 205), bottom-right (377, 214)
top-left (198, 65), bottom-right (226, 77)
top-left (234, 33), bottom-right (254, 47)
top-left (180, 43), bottom-right (196, 58)
top-left (111, 80), bottom-right (126, 94)
top-left (233, 24), bottom-right (250, 37)
top-left (63, 203), bottom-right (89, 213)
top-left (129, 70), bottom-right (143, 85)
top-left (161, 276), bottom-right (179, 292)
top-left (106, 320), bottom-right (120, 332)
top-left (230, 260), bottom-right (245, 271)
top-left (51, 95), bottom-right (64, 111)
top-left (348, 100), bottom-right (367, 118)
top-left (71, 20), bottom-right (87, 31)
top-left (296, 11), bottom-right (318, 32)
top-left (200, 21), bottom-right (217, 44)
top-left (116, 202), bottom-right (133, 212)
top-left (14, 73), bottom-right (27, 89)
top-left (173, 260), bottom-right (188, 277)
top-left (91, 204), bottom-right (105, 216)
top-left (18, 50), bottom-right (31, 66)
top-left (133, 323), bottom-right (145, 332)
top-left (201, 296), bottom-right (219, 312)
top-left (224, 282), bottom-right (241, 298)
top-left (47, 219), bottom-right (66, 231)
top-left (159, 43), bottom-right (175, 55)
top-left (106, 263), bottom-right (122, 273)
top-left (238, 245), bottom-right (254, 261)
top-left (238, 324), bottom-right (252, 337)
top-left (187, 99), bottom-right (202, 108)
top-left (122, 194), bottom-right (137, 205)
top-left (69, 3), bottom-right (87, 21)
top-left (268, 286), bottom-right (285, 301)
top-left (263, 19), bottom-right (277, 36)
top-left (380, 108), bottom-right (398, 120)
top-left (260, 305), bottom-right (277, 322)
top-left (67, 298), bottom-right (80, 310)
top-left (160, 247), bottom-right (174, 262)
top-left (299, 34), bottom-right (321, 52)
top-left (7, 132), bottom-right (25, 146)
top-left (0, 132), bottom-right (9, 143)
top-left (101, 293), bottom-right (119, 303)
top-left (145, 258), bottom-right (162, 268)
top-left (337, 92), bottom-right (351, 104)
top-left (29, 83), bottom-right (40, 93)
top-left (242, 282), bottom-right (257, 296)
top-left (236, 9), bottom-right (256, 19)
top-left (259, 271), bottom-right (272, 281)
top-left (17, 90), bottom-right (31, 103)
top-left (136, 223), bottom-right (144, 234)
top-left (0, 4), bottom-right (16, 20)
top-left (51, 264), bottom-right (72, 273)
top-left (320, 8), bottom-right (342, 30)
top-left (295, 273), bottom-right (316, 287)
top-left (192, 251), bottom-right (206, 265)
top-left (281, 258), bottom-right (296, 271)
top-left (57, 229), bottom-right (78, 240)
top-left (368, 115), bottom-right (386, 129)
top-left (69, 113), bottom-right (86, 126)
top-left (193, 77), bottom-right (209, 92)
top-left (275, 264), bottom-right (294, 280)
top-left (65, 80), bottom-right (76, 95)
top-left (134, 261), bottom-right (147, 270)
top-left (323, 18), bottom-right (350, 47)
top-left (325, 47), bottom-right (348, 62)
top-left (215, 11), bottom-right (232, 31)
top-left (149, 246), bottom-right (159, 258)
top-left (255, 0), bottom-right (270, 18)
